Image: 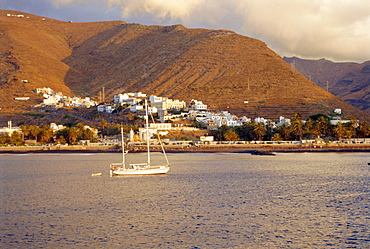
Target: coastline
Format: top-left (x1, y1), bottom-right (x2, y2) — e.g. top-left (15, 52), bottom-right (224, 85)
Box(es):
top-left (0, 143), bottom-right (369, 154)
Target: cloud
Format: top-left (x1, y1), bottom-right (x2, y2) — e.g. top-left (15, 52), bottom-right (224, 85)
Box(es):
top-left (3, 0), bottom-right (370, 62)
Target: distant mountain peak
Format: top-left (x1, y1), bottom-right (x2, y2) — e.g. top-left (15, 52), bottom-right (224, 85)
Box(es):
top-left (1, 9), bottom-right (369, 122)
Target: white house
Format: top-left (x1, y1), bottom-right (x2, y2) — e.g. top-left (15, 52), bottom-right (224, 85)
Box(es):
top-left (130, 105), bottom-right (144, 112)
top-left (276, 116), bottom-right (291, 126)
top-left (149, 123), bottom-right (172, 130)
top-left (114, 93), bottom-right (130, 104)
top-left (330, 119), bottom-right (350, 126)
top-left (36, 87), bottom-right (54, 95)
top-left (97, 105), bottom-right (115, 113)
top-left (0, 121), bottom-right (21, 135)
top-left (334, 109), bottom-right (342, 115)
top-left (190, 99), bottom-right (207, 110)
top-left (14, 97), bottom-right (30, 101)
top-left (205, 111), bottom-right (243, 127)
top-left (149, 95), bottom-right (163, 103)
top-left (240, 116), bottom-right (251, 123)
top-left (255, 117), bottom-right (268, 124)
top-left (50, 123), bottom-right (65, 131)
top-left (171, 99), bottom-right (186, 110)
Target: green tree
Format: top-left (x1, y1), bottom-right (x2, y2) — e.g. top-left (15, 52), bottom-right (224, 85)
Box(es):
top-left (348, 116), bottom-right (358, 139)
top-left (334, 122), bottom-right (346, 140)
top-left (100, 118), bottom-right (107, 138)
top-left (29, 125), bottom-right (41, 142)
top-left (272, 133), bottom-right (282, 141)
top-left (10, 131), bottom-right (23, 145)
top-left (0, 134), bottom-right (10, 145)
top-left (291, 113), bottom-right (303, 141)
top-left (38, 125), bottom-right (54, 143)
top-left (345, 129), bottom-right (354, 141)
top-left (315, 116), bottom-right (330, 138)
top-left (279, 123), bottom-right (291, 141)
top-left (224, 129), bottom-right (239, 141)
top-left (19, 125), bottom-right (30, 140)
top-left (68, 127), bottom-right (79, 144)
top-left (357, 122), bottom-right (370, 141)
top-left (304, 118), bottom-right (315, 139)
top-left (235, 121), bottom-right (254, 141)
top-left (265, 121), bottom-right (275, 141)
top-left (253, 122), bottom-right (266, 141)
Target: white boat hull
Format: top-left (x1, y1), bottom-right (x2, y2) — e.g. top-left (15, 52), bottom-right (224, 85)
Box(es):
top-left (110, 166), bottom-right (170, 176)
top-left (109, 101), bottom-right (171, 176)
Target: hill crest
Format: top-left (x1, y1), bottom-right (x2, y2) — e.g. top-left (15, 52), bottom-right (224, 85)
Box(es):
top-left (1, 9), bottom-right (369, 123)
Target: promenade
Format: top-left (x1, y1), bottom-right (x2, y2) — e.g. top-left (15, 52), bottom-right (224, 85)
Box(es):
top-left (0, 143), bottom-right (369, 154)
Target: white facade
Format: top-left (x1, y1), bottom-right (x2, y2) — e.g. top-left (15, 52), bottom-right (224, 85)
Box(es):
top-left (37, 88), bottom-right (96, 108)
top-left (149, 123), bottom-right (172, 130)
top-left (190, 99), bottom-right (207, 110)
top-left (149, 95), bottom-right (163, 103)
top-left (36, 87), bottom-right (53, 95)
top-left (97, 105), bottom-right (115, 113)
top-left (14, 97), bottom-right (30, 101)
top-left (276, 116), bottom-right (291, 126)
top-left (334, 109), bottom-right (342, 115)
top-left (114, 93), bottom-right (130, 103)
top-left (150, 95), bottom-right (186, 110)
top-left (50, 123), bottom-right (65, 131)
top-left (130, 105), bottom-right (144, 112)
top-left (255, 117), bottom-right (267, 124)
top-left (205, 111), bottom-right (243, 127)
top-left (330, 119), bottom-right (350, 125)
top-left (0, 121), bottom-right (21, 135)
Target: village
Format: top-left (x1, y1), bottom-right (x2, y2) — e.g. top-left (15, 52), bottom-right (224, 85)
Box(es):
top-left (4, 87), bottom-right (369, 148)
top-left (23, 87), bottom-right (299, 129)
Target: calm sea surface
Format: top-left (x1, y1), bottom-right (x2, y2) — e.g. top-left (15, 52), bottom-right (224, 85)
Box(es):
top-left (1, 152), bottom-right (369, 248)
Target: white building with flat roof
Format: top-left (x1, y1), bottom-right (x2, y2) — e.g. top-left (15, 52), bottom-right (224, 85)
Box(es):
top-left (190, 99), bottom-right (207, 110)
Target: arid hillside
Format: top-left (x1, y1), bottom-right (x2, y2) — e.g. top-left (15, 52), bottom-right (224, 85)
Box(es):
top-left (1, 10), bottom-right (369, 123)
top-left (284, 57), bottom-right (370, 114)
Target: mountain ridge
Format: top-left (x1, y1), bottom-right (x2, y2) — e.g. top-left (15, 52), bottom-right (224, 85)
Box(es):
top-left (283, 56), bottom-right (370, 114)
top-left (1, 9), bottom-right (369, 123)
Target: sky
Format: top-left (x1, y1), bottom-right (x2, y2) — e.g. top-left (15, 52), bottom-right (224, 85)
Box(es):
top-left (2, 0), bottom-right (370, 63)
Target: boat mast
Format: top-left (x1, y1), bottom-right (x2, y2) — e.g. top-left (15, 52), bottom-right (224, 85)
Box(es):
top-left (145, 99), bottom-right (151, 167)
top-left (121, 127), bottom-right (125, 168)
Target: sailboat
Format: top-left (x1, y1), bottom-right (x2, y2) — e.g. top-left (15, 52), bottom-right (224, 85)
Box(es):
top-left (110, 100), bottom-right (170, 176)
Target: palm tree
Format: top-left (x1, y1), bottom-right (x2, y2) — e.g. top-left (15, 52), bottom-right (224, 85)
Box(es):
top-left (100, 118), bottom-right (107, 138)
top-left (334, 122), bottom-right (346, 140)
top-left (19, 125), bottom-right (30, 140)
top-left (272, 133), bottom-right (282, 141)
top-left (10, 131), bottom-right (23, 145)
top-left (29, 125), bottom-right (41, 142)
top-left (316, 116), bottom-right (329, 138)
top-left (39, 125), bottom-right (54, 143)
top-left (67, 127), bottom-right (79, 144)
top-left (253, 122), bottom-right (266, 141)
top-left (304, 118), bottom-right (315, 138)
top-left (348, 115), bottom-right (358, 140)
top-left (279, 123), bottom-right (291, 141)
top-left (291, 113), bottom-right (303, 141)
top-left (345, 129), bottom-right (354, 141)
top-left (224, 129), bottom-right (239, 141)
top-left (358, 122), bottom-right (370, 141)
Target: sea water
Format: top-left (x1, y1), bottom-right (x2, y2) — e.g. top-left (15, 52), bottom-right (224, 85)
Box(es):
top-left (1, 152), bottom-right (369, 248)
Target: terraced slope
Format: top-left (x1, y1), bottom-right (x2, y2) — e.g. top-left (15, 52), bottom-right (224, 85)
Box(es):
top-left (1, 10), bottom-right (369, 122)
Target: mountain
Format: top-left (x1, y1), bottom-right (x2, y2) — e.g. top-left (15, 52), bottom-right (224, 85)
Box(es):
top-left (1, 9), bottom-right (370, 123)
top-left (283, 57), bottom-right (370, 115)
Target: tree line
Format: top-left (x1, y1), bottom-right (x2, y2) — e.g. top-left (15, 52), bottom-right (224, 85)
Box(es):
top-left (0, 120), bottom-right (138, 146)
top-left (1, 114), bottom-right (369, 145)
top-left (209, 113), bottom-right (370, 142)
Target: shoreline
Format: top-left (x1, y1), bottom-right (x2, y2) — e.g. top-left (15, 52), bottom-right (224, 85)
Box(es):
top-left (0, 144), bottom-right (369, 154)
